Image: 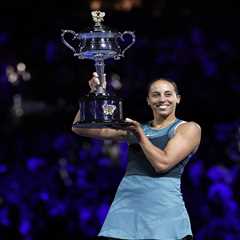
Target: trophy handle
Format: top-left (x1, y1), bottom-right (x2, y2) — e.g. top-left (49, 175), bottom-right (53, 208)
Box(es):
top-left (61, 30), bottom-right (78, 54)
top-left (114, 31), bottom-right (136, 60)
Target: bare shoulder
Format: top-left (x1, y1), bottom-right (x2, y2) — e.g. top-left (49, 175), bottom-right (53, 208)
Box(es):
top-left (176, 121), bottom-right (201, 136)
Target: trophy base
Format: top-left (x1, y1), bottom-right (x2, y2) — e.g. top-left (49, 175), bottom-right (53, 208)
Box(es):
top-left (72, 120), bottom-right (132, 129)
top-left (77, 92), bottom-right (129, 129)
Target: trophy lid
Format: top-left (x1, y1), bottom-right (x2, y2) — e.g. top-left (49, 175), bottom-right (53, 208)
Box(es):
top-left (77, 10), bottom-right (119, 39)
top-left (91, 10), bottom-right (105, 31)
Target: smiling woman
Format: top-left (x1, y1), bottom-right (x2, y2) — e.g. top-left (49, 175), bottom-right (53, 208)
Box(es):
top-left (72, 74), bottom-right (201, 240)
top-left (147, 79), bottom-right (181, 126)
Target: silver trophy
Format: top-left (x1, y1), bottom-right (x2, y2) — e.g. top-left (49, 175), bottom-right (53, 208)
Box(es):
top-left (61, 10), bottom-right (135, 128)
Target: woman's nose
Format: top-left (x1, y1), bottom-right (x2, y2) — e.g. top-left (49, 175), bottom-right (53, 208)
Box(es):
top-left (158, 96), bottom-right (166, 102)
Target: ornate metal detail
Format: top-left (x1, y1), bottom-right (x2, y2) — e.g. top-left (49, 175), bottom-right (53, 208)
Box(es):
top-left (91, 11), bottom-right (105, 26)
top-left (102, 103), bottom-right (116, 116)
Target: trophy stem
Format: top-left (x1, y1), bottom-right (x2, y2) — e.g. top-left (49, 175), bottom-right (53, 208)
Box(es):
top-left (94, 59), bottom-right (106, 94)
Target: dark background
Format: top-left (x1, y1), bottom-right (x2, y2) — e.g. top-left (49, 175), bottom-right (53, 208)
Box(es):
top-left (0, 1), bottom-right (239, 239)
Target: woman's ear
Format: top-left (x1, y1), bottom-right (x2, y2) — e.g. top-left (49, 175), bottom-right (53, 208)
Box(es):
top-left (146, 97), bottom-right (150, 105)
top-left (176, 94), bottom-right (181, 104)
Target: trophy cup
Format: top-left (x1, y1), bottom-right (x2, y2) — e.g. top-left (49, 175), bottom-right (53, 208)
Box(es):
top-left (61, 10), bottom-right (135, 128)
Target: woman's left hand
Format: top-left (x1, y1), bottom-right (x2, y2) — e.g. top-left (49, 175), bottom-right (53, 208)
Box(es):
top-left (125, 118), bottom-right (146, 142)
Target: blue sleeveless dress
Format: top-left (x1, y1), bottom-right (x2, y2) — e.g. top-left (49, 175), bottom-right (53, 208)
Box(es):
top-left (98, 119), bottom-right (193, 240)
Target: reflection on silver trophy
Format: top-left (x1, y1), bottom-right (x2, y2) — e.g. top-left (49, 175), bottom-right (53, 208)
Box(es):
top-left (61, 10), bottom-right (135, 128)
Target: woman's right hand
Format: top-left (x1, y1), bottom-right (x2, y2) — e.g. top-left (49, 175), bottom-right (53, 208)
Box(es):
top-left (88, 72), bottom-right (106, 92)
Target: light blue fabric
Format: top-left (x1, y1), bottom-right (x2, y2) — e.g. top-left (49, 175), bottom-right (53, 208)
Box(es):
top-left (98, 119), bottom-right (193, 240)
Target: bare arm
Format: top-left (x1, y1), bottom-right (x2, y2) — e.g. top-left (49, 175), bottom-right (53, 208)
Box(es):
top-left (127, 119), bottom-right (201, 173)
top-left (72, 111), bottom-right (128, 141)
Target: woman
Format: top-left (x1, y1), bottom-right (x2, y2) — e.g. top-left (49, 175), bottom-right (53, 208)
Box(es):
top-left (72, 73), bottom-right (201, 240)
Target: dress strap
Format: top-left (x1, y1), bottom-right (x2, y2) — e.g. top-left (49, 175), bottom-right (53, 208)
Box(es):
top-left (167, 119), bottom-right (186, 138)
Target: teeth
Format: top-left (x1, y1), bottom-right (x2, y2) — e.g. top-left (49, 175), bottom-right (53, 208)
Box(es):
top-left (159, 106), bottom-right (167, 109)
top-left (156, 105), bottom-right (168, 109)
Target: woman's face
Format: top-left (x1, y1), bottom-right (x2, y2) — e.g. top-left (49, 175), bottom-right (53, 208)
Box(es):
top-left (147, 80), bottom-right (180, 117)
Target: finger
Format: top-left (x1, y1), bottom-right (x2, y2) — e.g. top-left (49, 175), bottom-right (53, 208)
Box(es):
top-left (93, 72), bottom-right (105, 78)
top-left (125, 118), bottom-right (134, 122)
top-left (92, 77), bottom-right (100, 85)
top-left (93, 72), bottom-right (98, 77)
top-left (90, 76), bottom-right (100, 85)
top-left (126, 118), bottom-right (141, 129)
top-left (125, 118), bottom-right (138, 126)
top-left (89, 81), bottom-right (96, 91)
